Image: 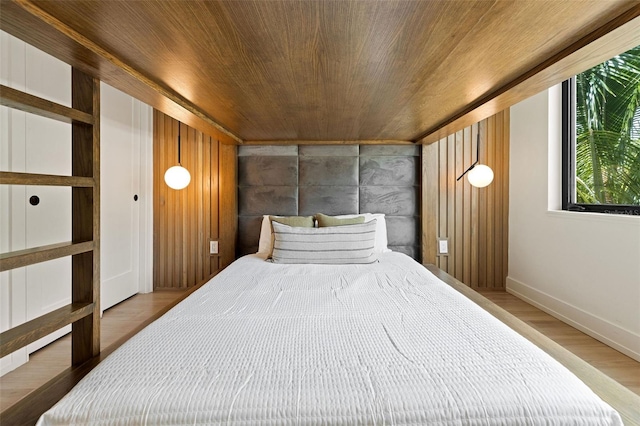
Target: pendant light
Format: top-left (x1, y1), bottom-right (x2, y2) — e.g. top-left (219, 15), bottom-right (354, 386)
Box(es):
top-left (456, 122), bottom-right (494, 188)
top-left (164, 121), bottom-right (191, 190)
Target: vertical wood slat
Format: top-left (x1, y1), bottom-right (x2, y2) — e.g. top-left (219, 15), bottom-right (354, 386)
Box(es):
top-left (454, 130), bottom-right (463, 279)
top-left (421, 143), bottom-right (438, 265)
top-left (195, 131), bottom-right (204, 283)
top-left (153, 111), bottom-right (164, 291)
top-left (70, 68), bottom-right (100, 365)
top-left (486, 115), bottom-right (495, 288)
top-left (219, 142), bottom-right (237, 270)
top-left (494, 112), bottom-right (504, 288)
top-left (438, 140), bottom-right (448, 270)
top-left (202, 135), bottom-right (211, 279)
top-left (447, 134), bottom-right (455, 275)
top-left (181, 123), bottom-right (190, 287)
top-left (477, 119), bottom-right (487, 287)
top-left (189, 127), bottom-right (197, 284)
top-left (153, 111), bottom-right (231, 289)
top-left (502, 109), bottom-right (511, 289)
top-left (462, 125), bottom-right (471, 285)
top-left (166, 118), bottom-right (174, 287)
top-left (422, 111), bottom-right (509, 290)
top-left (210, 138), bottom-right (221, 274)
top-left (470, 123), bottom-right (479, 288)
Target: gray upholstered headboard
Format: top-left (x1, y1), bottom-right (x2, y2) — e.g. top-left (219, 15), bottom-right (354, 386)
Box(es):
top-left (237, 145), bottom-right (421, 259)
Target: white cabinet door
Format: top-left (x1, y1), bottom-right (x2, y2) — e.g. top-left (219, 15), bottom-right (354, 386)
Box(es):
top-left (100, 83), bottom-right (142, 311)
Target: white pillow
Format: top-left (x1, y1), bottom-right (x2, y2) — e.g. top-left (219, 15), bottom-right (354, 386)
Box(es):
top-left (257, 215), bottom-right (273, 254)
top-left (327, 213), bottom-right (390, 253)
top-left (364, 213), bottom-right (391, 253)
top-left (271, 221), bottom-right (378, 264)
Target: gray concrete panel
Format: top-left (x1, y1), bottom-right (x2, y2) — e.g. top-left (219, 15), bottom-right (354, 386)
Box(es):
top-left (238, 186), bottom-right (297, 216)
top-left (299, 186), bottom-right (359, 216)
top-left (360, 145), bottom-right (419, 157)
top-left (238, 145), bottom-right (298, 156)
top-left (360, 186), bottom-right (418, 216)
top-left (238, 156), bottom-right (298, 186)
top-left (299, 145), bottom-right (358, 156)
top-left (360, 156), bottom-right (418, 186)
top-left (299, 156), bottom-right (358, 186)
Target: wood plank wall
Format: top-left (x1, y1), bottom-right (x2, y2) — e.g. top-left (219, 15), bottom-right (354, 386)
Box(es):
top-left (153, 110), bottom-right (237, 289)
top-left (422, 111), bottom-right (509, 289)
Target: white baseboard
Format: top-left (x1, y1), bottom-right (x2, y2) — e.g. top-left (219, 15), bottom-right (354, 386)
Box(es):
top-left (506, 276), bottom-right (640, 362)
top-left (0, 348), bottom-right (28, 376)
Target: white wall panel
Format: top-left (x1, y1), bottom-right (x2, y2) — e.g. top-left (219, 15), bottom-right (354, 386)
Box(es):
top-left (509, 86), bottom-right (640, 361)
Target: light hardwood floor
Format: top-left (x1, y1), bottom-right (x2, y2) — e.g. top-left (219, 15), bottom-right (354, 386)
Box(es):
top-left (0, 290), bottom-right (187, 411)
top-left (478, 290), bottom-right (639, 396)
top-left (1, 288), bottom-right (638, 415)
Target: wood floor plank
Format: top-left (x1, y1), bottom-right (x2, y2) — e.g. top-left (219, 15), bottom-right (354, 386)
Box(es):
top-left (478, 289), bottom-right (640, 395)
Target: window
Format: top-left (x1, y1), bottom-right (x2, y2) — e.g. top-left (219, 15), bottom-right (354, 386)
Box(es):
top-left (562, 45), bottom-right (640, 215)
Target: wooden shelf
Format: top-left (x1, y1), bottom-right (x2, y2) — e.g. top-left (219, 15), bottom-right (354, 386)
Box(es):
top-left (0, 241), bottom-right (94, 272)
top-left (0, 85), bottom-right (94, 125)
top-left (0, 172), bottom-right (94, 187)
top-left (0, 69), bottom-right (101, 395)
top-left (0, 302), bottom-right (94, 358)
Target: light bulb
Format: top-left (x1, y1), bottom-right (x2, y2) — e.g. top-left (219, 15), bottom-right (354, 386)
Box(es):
top-left (467, 164), bottom-right (493, 188)
top-left (164, 165), bottom-right (191, 190)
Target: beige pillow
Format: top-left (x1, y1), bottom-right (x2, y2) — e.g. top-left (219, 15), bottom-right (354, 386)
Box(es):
top-left (266, 215), bottom-right (314, 257)
top-left (315, 212), bottom-right (365, 227)
top-left (270, 215), bottom-right (314, 229)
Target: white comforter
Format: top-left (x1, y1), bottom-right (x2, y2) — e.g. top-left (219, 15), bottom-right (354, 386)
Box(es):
top-left (38, 253), bottom-right (622, 425)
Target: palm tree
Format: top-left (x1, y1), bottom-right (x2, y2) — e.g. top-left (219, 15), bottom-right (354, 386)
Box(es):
top-left (575, 45), bottom-right (640, 206)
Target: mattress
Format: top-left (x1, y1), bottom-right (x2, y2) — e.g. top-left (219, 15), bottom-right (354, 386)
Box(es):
top-left (38, 253), bottom-right (622, 425)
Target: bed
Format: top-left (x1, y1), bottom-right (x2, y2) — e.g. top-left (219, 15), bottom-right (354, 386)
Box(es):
top-left (37, 249), bottom-right (622, 425)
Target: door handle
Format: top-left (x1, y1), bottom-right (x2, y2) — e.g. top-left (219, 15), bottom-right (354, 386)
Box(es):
top-left (29, 195), bottom-right (40, 206)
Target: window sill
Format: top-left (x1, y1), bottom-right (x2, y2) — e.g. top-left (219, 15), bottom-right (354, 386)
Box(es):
top-left (546, 209), bottom-right (640, 224)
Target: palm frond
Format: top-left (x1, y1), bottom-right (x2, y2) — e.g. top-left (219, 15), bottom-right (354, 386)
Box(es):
top-left (575, 44), bottom-right (640, 206)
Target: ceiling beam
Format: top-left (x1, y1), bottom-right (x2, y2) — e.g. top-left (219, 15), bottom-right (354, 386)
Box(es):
top-left (243, 140), bottom-right (413, 146)
top-left (414, 4), bottom-right (640, 144)
top-left (3, 0), bottom-right (243, 144)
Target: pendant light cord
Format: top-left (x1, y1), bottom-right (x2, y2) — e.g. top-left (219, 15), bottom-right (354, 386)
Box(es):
top-left (456, 122), bottom-right (481, 181)
top-left (178, 122), bottom-right (181, 165)
top-left (476, 125), bottom-right (480, 165)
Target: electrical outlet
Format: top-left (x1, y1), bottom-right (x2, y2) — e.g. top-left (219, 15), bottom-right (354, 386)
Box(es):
top-left (438, 239), bottom-right (449, 255)
top-left (209, 240), bottom-right (219, 254)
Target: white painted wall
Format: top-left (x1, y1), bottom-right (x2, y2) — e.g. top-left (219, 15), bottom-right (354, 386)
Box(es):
top-left (508, 86), bottom-right (640, 361)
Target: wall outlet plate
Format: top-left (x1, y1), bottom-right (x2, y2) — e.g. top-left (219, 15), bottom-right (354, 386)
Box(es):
top-left (438, 238), bottom-right (449, 255)
top-left (210, 240), bottom-right (219, 254)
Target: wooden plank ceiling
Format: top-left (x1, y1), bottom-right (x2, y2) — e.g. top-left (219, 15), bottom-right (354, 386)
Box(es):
top-left (1, 0), bottom-right (640, 144)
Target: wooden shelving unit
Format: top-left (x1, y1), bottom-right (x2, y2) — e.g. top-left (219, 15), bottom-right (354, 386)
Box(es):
top-left (0, 241), bottom-right (95, 272)
top-left (0, 303), bottom-right (95, 358)
top-left (0, 68), bottom-right (100, 367)
top-left (0, 172), bottom-right (94, 187)
top-left (0, 84), bottom-right (94, 125)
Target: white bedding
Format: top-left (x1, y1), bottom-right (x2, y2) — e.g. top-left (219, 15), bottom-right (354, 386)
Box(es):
top-left (38, 253), bottom-right (622, 425)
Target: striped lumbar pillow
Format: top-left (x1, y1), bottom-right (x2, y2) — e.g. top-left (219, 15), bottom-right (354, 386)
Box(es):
top-left (271, 220), bottom-right (378, 264)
